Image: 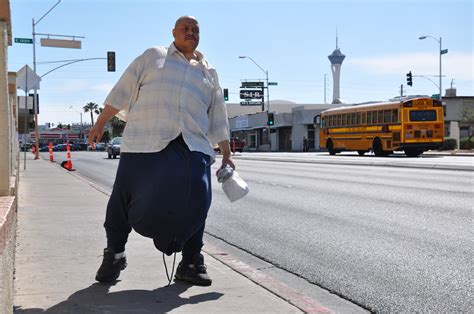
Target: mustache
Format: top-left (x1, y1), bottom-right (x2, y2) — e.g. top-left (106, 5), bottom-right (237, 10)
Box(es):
top-left (185, 35), bottom-right (197, 41)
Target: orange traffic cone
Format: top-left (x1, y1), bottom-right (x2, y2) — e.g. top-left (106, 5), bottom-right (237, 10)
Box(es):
top-left (48, 142), bottom-right (54, 162)
top-left (62, 141), bottom-right (75, 171)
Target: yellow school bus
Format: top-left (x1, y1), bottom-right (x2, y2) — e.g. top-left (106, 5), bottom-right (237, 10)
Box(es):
top-left (316, 97), bottom-right (444, 157)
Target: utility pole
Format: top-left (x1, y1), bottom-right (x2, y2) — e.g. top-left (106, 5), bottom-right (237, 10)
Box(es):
top-left (239, 56), bottom-right (272, 151)
top-left (400, 84), bottom-right (404, 98)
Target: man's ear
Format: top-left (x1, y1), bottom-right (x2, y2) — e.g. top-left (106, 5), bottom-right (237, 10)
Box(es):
top-left (172, 28), bottom-right (176, 39)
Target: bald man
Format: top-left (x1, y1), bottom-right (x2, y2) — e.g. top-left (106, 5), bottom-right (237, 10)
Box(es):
top-left (90, 16), bottom-right (234, 286)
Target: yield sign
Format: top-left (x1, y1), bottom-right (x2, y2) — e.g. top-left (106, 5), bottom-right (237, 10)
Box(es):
top-left (16, 65), bottom-right (41, 92)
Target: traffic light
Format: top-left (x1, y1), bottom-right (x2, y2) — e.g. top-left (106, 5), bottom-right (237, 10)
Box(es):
top-left (267, 112), bottom-right (274, 126)
top-left (223, 88), bottom-right (229, 101)
top-left (406, 71), bottom-right (413, 86)
top-left (107, 51), bottom-right (116, 72)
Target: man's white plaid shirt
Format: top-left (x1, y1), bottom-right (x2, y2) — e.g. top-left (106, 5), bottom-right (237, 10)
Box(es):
top-left (104, 43), bottom-right (229, 160)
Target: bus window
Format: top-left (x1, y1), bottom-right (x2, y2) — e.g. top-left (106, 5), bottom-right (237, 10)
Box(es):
top-left (384, 110), bottom-right (391, 123)
top-left (378, 110), bottom-right (384, 124)
top-left (351, 113), bottom-right (356, 126)
top-left (356, 112), bottom-right (361, 126)
top-left (347, 113), bottom-right (352, 126)
top-left (392, 109), bottom-right (398, 123)
top-left (410, 110), bottom-right (436, 121)
top-left (342, 114), bottom-right (347, 126)
top-left (362, 112), bottom-right (366, 125)
top-left (337, 114), bottom-right (341, 126)
top-left (371, 111), bottom-right (377, 124)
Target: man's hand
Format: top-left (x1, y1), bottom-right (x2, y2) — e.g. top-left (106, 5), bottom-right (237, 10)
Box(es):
top-left (217, 139), bottom-right (235, 172)
top-left (87, 122), bottom-right (105, 148)
top-left (87, 104), bottom-right (120, 148)
top-left (221, 154), bottom-right (235, 170)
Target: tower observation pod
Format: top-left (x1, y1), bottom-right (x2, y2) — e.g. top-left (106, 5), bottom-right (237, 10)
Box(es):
top-left (328, 35), bottom-right (345, 104)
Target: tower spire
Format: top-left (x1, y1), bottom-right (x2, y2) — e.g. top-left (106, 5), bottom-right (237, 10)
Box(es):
top-left (328, 29), bottom-right (345, 104)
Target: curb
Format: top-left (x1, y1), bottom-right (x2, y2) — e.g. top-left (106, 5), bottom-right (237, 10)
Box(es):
top-left (227, 155), bottom-right (473, 172)
top-left (204, 243), bottom-right (333, 313)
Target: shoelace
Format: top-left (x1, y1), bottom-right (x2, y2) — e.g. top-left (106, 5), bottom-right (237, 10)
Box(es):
top-left (162, 239), bottom-right (177, 286)
top-left (163, 252), bottom-right (177, 286)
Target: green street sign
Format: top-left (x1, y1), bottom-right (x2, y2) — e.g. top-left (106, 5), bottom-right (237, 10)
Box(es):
top-left (268, 82), bottom-right (278, 86)
top-left (14, 38), bottom-right (33, 44)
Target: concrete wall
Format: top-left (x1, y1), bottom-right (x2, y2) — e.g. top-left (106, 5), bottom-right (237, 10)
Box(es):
top-left (0, 20), bottom-right (10, 196)
top-left (0, 196), bottom-right (16, 314)
top-left (1, 3), bottom-right (17, 313)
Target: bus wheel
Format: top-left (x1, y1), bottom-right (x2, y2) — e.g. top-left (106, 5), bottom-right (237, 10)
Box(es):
top-left (357, 150), bottom-right (366, 156)
top-left (405, 149), bottom-right (422, 157)
top-left (372, 138), bottom-right (385, 157)
top-left (327, 139), bottom-right (336, 155)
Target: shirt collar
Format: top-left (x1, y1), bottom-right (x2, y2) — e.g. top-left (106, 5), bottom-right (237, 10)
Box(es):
top-left (168, 42), bottom-right (205, 64)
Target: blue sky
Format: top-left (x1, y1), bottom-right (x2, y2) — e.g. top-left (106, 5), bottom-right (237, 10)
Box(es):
top-left (8, 0), bottom-right (473, 125)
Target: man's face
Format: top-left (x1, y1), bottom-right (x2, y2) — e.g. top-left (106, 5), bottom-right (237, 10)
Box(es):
top-left (173, 18), bottom-right (200, 54)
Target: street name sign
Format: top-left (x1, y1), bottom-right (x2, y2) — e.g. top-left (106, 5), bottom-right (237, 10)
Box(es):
top-left (268, 82), bottom-right (278, 86)
top-left (241, 81), bottom-right (264, 88)
top-left (14, 38), bottom-right (33, 44)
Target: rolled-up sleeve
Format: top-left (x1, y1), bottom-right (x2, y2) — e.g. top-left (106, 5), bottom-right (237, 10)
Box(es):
top-left (207, 70), bottom-right (230, 145)
top-left (103, 51), bottom-right (146, 113)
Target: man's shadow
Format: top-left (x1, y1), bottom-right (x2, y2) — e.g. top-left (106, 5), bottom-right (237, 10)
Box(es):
top-left (14, 281), bottom-right (223, 313)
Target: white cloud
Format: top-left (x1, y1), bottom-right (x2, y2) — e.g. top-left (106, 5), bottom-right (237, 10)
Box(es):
top-left (350, 52), bottom-right (473, 81)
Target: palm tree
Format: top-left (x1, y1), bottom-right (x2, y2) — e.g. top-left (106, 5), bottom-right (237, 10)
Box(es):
top-left (83, 102), bottom-right (100, 126)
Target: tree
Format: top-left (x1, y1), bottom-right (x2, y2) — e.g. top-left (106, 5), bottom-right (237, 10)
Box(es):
top-left (111, 116), bottom-right (126, 137)
top-left (83, 102), bottom-right (100, 126)
top-left (460, 108), bottom-right (474, 146)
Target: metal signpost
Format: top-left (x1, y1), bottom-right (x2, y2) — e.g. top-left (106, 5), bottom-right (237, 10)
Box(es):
top-left (16, 65), bottom-right (41, 169)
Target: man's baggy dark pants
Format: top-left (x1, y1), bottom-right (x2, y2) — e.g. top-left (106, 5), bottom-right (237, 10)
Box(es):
top-left (103, 135), bottom-right (212, 260)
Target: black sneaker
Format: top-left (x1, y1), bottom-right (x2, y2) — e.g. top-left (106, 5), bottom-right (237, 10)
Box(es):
top-left (95, 248), bottom-right (127, 283)
top-left (175, 253), bottom-right (212, 286)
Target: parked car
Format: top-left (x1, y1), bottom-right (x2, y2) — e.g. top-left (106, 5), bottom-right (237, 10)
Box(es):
top-left (107, 137), bottom-right (122, 159)
top-left (214, 137), bottom-right (246, 153)
top-left (87, 143), bottom-right (106, 151)
top-left (230, 137), bottom-right (245, 153)
top-left (52, 144), bottom-right (68, 151)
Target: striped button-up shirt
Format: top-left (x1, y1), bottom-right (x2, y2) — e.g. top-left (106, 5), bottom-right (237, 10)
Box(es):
top-left (104, 43), bottom-right (229, 159)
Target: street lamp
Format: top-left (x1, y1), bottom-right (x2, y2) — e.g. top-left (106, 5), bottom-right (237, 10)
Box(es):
top-left (419, 35), bottom-right (447, 102)
top-left (239, 55), bottom-right (271, 151)
top-left (30, 0), bottom-right (62, 159)
top-left (68, 106), bottom-right (83, 142)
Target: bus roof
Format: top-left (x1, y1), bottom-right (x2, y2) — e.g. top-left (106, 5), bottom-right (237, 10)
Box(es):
top-left (321, 97), bottom-right (433, 114)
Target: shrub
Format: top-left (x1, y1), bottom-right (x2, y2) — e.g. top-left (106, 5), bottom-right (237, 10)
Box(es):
top-left (460, 137), bottom-right (473, 150)
top-left (438, 138), bottom-right (457, 150)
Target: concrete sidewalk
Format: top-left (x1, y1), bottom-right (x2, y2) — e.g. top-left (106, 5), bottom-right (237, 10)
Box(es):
top-left (14, 156), bottom-right (345, 313)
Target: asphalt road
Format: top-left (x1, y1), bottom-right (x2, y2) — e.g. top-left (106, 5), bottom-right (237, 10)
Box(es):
top-left (46, 151), bottom-right (473, 312)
